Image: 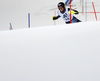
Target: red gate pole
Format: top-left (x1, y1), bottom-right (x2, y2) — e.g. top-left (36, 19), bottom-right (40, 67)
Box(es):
top-left (92, 2), bottom-right (98, 21)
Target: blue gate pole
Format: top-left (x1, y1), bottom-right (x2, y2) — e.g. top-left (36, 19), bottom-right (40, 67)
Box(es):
top-left (10, 23), bottom-right (13, 30)
top-left (28, 13), bottom-right (30, 28)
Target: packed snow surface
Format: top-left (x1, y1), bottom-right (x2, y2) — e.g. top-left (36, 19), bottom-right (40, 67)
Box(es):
top-left (0, 21), bottom-right (100, 81)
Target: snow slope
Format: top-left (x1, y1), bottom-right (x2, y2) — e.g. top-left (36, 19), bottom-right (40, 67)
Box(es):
top-left (0, 21), bottom-right (100, 81)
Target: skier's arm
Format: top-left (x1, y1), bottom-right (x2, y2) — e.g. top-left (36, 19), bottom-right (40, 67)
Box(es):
top-left (52, 15), bottom-right (61, 20)
top-left (68, 8), bottom-right (79, 14)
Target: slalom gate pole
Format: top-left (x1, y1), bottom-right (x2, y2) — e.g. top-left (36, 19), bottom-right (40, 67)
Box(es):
top-left (70, 0), bottom-right (72, 23)
top-left (28, 13), bottom-right (30, 28)
top-left (92, 2), bottom-right (98, 21)
top-left (9, 23), bottom-right (13, 30)
top-left (82, 0), bottom-right (84, 15)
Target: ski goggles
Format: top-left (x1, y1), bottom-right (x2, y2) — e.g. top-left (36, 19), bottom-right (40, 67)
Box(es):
top-left (58, 6), bottom-right (64, 10)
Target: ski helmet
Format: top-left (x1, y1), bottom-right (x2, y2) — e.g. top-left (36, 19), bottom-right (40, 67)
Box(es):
top-left (58, 2), bottom-right (65, 8)
top-left (57, 2), bottom-right (66, 13)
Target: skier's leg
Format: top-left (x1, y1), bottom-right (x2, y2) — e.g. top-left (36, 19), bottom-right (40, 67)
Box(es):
top-left (72, 16), bottom-right (81, 23)
top-left (77, 19), bottom-right (81, 22)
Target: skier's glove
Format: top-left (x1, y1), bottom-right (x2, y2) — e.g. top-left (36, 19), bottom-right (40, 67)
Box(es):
top-left (52, 16), bottom-right (57, 20)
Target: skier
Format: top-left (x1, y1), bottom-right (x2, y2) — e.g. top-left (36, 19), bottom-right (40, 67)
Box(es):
top-left (52, 2), bottom-right (81, 24)
top-left (65, 0), bottom-right (73, 5)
